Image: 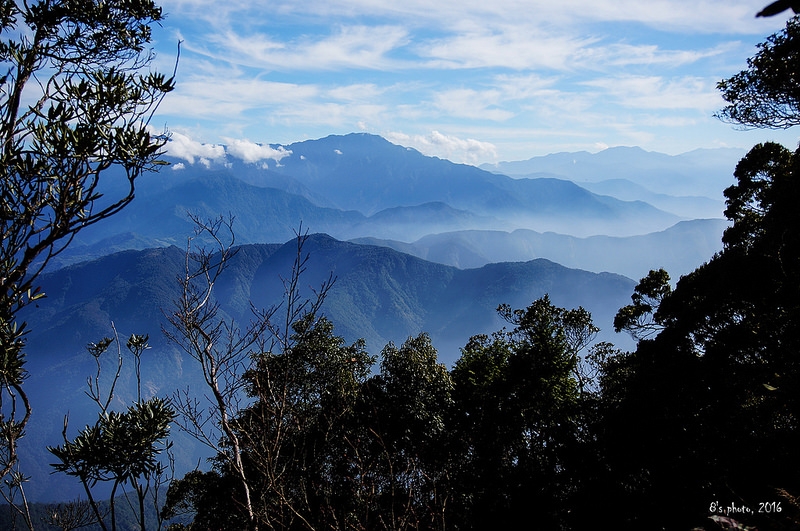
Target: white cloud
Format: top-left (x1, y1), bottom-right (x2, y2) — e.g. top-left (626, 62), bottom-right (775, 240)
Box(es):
top-left (165, 133), bottom-right (293, 166)
top-left (583, 75), bottom-right (723, 111)
top-left (223, 138), bottom-right (292, 163)
top-left (432, 88), bottom-right (514, 121)
top-left (327, 83), bottom-right (384, 101)
top-left (206, 25), bottom-right (410, 71)
top-left (420, 28), bottom-right (597, 71)
top-left (214, 0), bottom-right (783, 35)
top-left (172, 162), bottom-right (186, 170)
top-left (159, 76), bottom-right (320, 122)
top-left (387, 130), bottom-right (498, 164)
top-left (581, 42), bottom-right (738, 69)
top-left (165, 131), bottom-right (226, 164)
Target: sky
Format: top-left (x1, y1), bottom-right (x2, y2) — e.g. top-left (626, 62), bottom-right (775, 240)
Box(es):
top-left (148, 0), bottom-right (800, 165)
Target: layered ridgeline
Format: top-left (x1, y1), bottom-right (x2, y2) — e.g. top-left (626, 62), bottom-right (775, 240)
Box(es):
top-left (16, 133), bottom-right (744, 502)
top-left (353, 219), bottom-right (728, 280)
top-left (19, 234), bottom-right (633, 502)
top-left (54, 133), bottom-right (737, 279)
top-left (22, 235), bottom-right (634, 367)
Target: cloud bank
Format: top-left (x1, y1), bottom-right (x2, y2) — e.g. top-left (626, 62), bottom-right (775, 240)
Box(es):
top-left (165, 132), bottom-right (293, 166)
top-left (387, 131), bottom-right (498, 164)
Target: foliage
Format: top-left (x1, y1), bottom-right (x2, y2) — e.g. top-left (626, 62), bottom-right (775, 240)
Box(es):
top-left (0, 0), bottom-right (174, 521)
top-left (596, 142), bottom-right (800, 529)
top-left (360, 334), bottom-right (453, 530)
top-left (448, 296), bottom-right (598, 529)
top-left (239, 315), bottom-right (375, 530)
top-left (48, 332), bottom-right (175, 531)
top-left (613, 268), bottom-right (672, 340)
top-left (717, 16), bottom-right (800, 128)
top-left (0, 0), bottom-right (174, 316)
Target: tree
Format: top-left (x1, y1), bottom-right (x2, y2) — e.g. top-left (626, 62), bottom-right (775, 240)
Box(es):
top-left (599, 142), bottom-right (800, 529)
top-left (240, 314), bottom-right (374, 530)
top-left (165, 219), bottom-right (344, 531)
top-left (164, 216), bottom-right (263, 531)
top-left (164, 313), bottom-right (375, 531)
top-left (449, 296), bottom-right (599, 529)
top-left (48, 331), bottom-right (176, 531)
top-left (717, 17), bottom-right (800, 128)
top-left (613, 268), bottom-right (672, 341)
top-left (362, 334), bottom-right (453, 530)
top-left (0, 0), bottom-right (174, 491)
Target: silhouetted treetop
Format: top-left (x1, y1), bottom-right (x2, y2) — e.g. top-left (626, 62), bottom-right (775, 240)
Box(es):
top-left (717, 17), bottom-right (800, 128)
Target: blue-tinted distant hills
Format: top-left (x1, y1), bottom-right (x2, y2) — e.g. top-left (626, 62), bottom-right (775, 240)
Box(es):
top-left (267, 134), bottom-right (680, 234)
top-left (22, 234), bottom-right (633, 367)
top-left (18, 234), bottom-right (634, 502)
top-left (353, 218), bottom-right (729, 281)
top-left (49, 133), bottom-right (721, 272)
top-left (481, 145), bottom-right (745, 201)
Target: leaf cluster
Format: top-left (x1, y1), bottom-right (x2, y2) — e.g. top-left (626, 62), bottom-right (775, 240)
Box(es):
top-left (49, 398), bottom-right (174, 487)
top-left (717, 17), bottom-right (800, 128)
top-left (0, 0), bottom-right (175, 322)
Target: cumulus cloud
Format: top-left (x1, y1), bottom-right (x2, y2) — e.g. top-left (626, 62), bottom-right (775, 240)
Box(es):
top-left (223, 138), bottom-right (292, 164)
top-left (165, 131), bottom-right (226, 164)
top-left (165, 132), bottom-right (293, 166)
top-left (386, 130), bottom-right (497, 164)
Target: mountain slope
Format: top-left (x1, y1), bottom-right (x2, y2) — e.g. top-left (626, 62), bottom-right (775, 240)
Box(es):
top-left (353, 218), bottom-right (728, 280)
top-left (481, 145), bottom-right (744, 199)
top-left (18, 236), bottom-right (635, 502)
top-left (23, 235), bottom-right (633, 364)
top-left (267, 134), bottom-right (680, 234)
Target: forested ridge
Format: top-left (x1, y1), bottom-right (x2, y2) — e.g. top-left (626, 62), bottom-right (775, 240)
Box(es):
top-left (2, 1), bottom-right (800, 530)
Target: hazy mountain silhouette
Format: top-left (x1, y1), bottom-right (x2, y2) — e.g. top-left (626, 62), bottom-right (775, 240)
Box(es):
top-left (267, 134), bottom-right (680, 234)
top-left (18, 234), bottom-right (634, 502)
top-left (45, 134), bottom-right (725, 273)
top-left (481, 145), bottom-right (745, 200)
top-left (353, 218), bottom-right (728, 280)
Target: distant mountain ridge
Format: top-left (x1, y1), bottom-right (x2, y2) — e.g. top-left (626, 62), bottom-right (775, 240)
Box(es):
top-left (267, 134), bottom-right (680, 232)
top-left (481, 145), bottom-right (745, 199)
top-left (353, 218), bottom-right (728, 280)
top-left (23, 234), bottom-right (634, 365)
top-left (41, 133), bottom-right (729, 274)
top-left (18, 235), bottom-right (635, 502)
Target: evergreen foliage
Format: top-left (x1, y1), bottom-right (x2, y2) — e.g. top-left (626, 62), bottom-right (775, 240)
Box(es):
top-left (0, 0), bottom-right (173, 525)
top-left (6, 3), bottom-right (800, 530)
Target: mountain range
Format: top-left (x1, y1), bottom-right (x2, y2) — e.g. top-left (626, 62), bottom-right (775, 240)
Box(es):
top-left (15, 133), bottom-right (746, 501)
top-left (20, 235), bottom-right (634, 502)
top-left (55, 133), bottom-right (736, 277)
top-left (481, 145), bottom-right (744, 200)
top-left (353, 218), bottom-right (728, 280)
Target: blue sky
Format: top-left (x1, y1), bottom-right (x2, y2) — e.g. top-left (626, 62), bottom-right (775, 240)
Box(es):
top-left (150, 0), bottom-right (800, 165)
